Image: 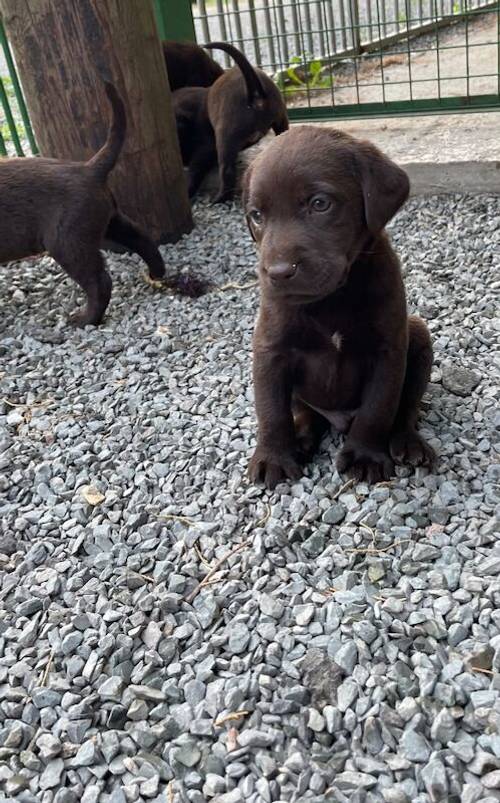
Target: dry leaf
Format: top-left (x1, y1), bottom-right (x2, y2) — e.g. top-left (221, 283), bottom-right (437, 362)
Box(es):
top-left (81, 485), bottom-right (105, 506)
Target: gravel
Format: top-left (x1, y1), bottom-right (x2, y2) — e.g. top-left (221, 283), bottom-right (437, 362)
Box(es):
top-left (0, 192), bottom-right (499, 802)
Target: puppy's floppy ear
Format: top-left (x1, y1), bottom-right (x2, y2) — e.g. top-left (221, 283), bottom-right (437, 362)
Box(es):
top-left (241, 164), bottom-right (256, 242)
top-left (355, 143), bottom-right (410, 234)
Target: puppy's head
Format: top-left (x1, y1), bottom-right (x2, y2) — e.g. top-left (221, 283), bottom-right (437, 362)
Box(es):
top-left (242, 126), bottom-right (409, 303)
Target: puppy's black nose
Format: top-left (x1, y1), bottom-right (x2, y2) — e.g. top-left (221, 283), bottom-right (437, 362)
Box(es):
top-left (267, 261), bottom-right (297, 280)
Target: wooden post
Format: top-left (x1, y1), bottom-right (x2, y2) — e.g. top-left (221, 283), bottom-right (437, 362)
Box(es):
top-left (0, 0), bottom-right (193, 243)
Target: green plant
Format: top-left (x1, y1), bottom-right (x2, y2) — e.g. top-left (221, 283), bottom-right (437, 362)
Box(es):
top-left (276, 54), bottom-right (334, 95)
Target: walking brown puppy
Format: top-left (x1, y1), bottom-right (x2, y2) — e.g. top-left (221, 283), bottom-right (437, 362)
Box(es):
top-left (162, 40), bottom-right (223, 90)
top-left (173, 42), bottom-right (288, 202)
top-left (0, 82), bottom-right (166, 327)
top-left (243, 126), bottom-right (435, 487)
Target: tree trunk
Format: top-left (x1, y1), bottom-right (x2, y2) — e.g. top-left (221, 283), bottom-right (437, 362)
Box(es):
top-left (0, 0), bottom-right (193, 243)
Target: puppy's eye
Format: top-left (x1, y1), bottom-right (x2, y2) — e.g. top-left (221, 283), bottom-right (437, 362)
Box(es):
top-left (249, 209), bottom-right (263, 225)
top-left (310, 194), bottom-right (332, 213)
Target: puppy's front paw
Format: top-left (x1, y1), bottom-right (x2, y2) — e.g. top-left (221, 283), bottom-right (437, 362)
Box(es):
top-left (337, 443), bottom-right (394, 484)
top-left (390, 428), bottom-right (436, 468)
top-left (249, 446), bottom-right (302, 489)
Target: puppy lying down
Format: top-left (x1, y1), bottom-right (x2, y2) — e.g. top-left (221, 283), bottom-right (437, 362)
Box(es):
top-left (0, 82), bottom-right (166, 327)
top-left (243, 126), bottom-right (435, 487)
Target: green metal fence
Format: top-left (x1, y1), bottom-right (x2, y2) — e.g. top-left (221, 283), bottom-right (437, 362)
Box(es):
top-left (192, 0), bottom-right (500, 119)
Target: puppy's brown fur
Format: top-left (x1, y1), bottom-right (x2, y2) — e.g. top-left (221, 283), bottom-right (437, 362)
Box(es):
top-left (173, 42), bottom-right (288, 202)
top-left (0, 82), bottom-right (166, 327)
top-left (243, 126), bottom-right (435, 487)
top-left (162, 40), bottom-right (223, 90)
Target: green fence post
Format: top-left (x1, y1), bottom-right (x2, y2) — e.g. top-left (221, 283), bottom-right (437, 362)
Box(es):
top-left (0, 20), bottom-right (38, 154)
top-left (154, 0), bottom-right (196, 41)
top-left (0, 75), bottom-right (24, 156)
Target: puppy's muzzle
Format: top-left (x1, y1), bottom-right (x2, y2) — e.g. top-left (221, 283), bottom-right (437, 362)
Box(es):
top-left (267, 261), bottom-right (298, 281)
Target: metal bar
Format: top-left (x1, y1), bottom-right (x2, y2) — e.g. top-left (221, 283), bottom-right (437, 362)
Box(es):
top-left (394, 0), bottom-right (401, 33)
top-left (0, 76), bottom-right (24, 156)
top-left (276, 0), bottom-right (290, 63)
top-left (270, 0), bottom-right (287, 75)
top-left (325, 0), bottom-right (337, 54)
top-left (302, 0), bottom-right (315, 54)
top-left (338, 0), bottom-right (348, 50)
top-left (0, 21), bottom-right (38, 154)
top-left (289, 0), bottom-right (302, 55)
top-left (350, 0), bottom-right (362, 53)
top-left (464, 0), bottom-right (470, 98)
top-left (194, 0), bottom-right (211, 46)
top-left (154, 0), bottom-right (196, 41)
top-left (263, 1), bottom-right (277, 69)
top-left (215, 0), bottom-right (231, 66)
top-left (247, 0), bottom-right (262, 64)
top-left (314, 0), bottom-right (326, 56)
top-left (231, 0), bottom-right (244, 49)
top-left (288, 93), bottom-right (500, 121)
top-left (405, 0), bottom-right (414, 100)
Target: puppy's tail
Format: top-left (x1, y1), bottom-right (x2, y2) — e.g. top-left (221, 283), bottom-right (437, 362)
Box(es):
top-left (204, 42), bottom-right (266, 105)
top-left (87, 81), bottom-right (127, 181)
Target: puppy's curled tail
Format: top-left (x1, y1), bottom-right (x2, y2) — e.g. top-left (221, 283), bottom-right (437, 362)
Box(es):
top-left (204, 42), bottom-right (265, 106)
top-left (87, 81), bottom-right (127, 181)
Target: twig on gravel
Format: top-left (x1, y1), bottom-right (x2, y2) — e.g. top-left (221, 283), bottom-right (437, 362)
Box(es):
top-left (194, 543), bottom-right (212, 569)
top-left (469, 665), bottom-right (495, 675)
top-left (215, 710), bottom-right (250, 726)
top-left (347, 538), bottom-right (413, 555)
top-left (127, 569), bottom-right (155, 584)
top-left (217, 281), bottom-right (258, 292)
top-left (39, 647), bottom-right (55, 687)
top-left (185, 540), bottom-right (251, 604)
top-left (158, 513), bottom-right (197, 526)
top-left (331, 478), bottom-right (356, 499)
top-left (256, 504), bottom-right (272, 527)
top-left (167, 781), bottom-right (175, 803)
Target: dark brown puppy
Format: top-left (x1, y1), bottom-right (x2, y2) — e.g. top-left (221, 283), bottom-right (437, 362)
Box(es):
top-left (243, 126), bottom-right (435, 487)
top-left (162, 40), bottom-right (223, 90)
top-left (173, 42), bottom-right (288, 202)
top-left (0, 82), bottom-right (165, 327)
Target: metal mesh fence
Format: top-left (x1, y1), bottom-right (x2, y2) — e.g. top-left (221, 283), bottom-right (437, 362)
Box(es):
top-left (192, 0), bottom-right (500, 118)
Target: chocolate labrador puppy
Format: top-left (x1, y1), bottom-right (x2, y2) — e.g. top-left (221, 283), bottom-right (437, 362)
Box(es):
top-left (173, 42), bottom-right (288, 202)
top-left (162, 40), bottom-right (223, 90)
top-left (0, 82), bottom-right (166, 326)
top-left (243, 126), bottom-right (435, 487)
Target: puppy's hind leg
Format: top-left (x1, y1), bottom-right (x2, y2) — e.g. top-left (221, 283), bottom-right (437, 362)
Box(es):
top-left (293, 398), bottom-right (330, 464)
top-left (106, 211), bottom-right (165, 280)
top-left (51, 246), bottom-right (112, 327)
top-left (213, 136), bottom-right (239, 203)
top-left (389, 315), bottom-right (436, 467)
top-left (187, 143), bottom-right (217, 198)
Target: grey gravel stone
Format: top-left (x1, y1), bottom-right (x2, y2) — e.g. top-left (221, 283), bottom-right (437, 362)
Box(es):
top-left (228, 622), bottom-right (251, 654)
top-left (401, 730), bottom-right (432, 762)
top-left (442, 364), bottom-right (481, 396)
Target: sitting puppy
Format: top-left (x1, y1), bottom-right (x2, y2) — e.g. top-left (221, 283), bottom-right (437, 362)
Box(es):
top-left (0, 82), bottom-right (166, 326)
top-left (162, 40), bottom-right (223, 90)
top-left (243, 126), bottom-right (436, 487)
top-left (173, 42), bottom-right (288, 202)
